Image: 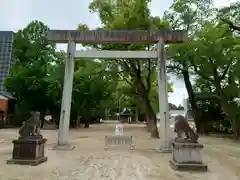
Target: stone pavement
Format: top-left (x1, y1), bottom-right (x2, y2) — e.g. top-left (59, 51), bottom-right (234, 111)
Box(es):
top-left (0, 123), bottom-right (239, 180)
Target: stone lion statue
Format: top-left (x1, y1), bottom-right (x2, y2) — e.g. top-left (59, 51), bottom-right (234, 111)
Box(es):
top-left (174, 115), bottom-right (199, 143)
top-left (19, 111), bottom-right (42, 138)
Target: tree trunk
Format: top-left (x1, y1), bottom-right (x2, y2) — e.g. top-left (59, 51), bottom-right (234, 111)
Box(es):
top-left (145, 113), bottom-right (152, 132)
top-left (146, 122), bottom-right (152, 132)
top-left (84, 122), bottom-right (89, 128)
top-left (40, 111), bottom-right (45, 129)
top-left (225, 108), bottom-right (240, 139)
top-left (135, 106), bottom-right (139, 122)
top-left (136, 77), bottom-right (159, 138)
top-left (214, 80), bottom-right (240, 139)
top-left (182, 68), bottom-right (201, 133)
top-left (144, 99), bottom-right (158, 138)
top-left (83, 116), bottom-right (89, 128)
top-left (76, 112), bottom-right (81, 129)
top-left (139, 103), bottom-right (151, 131)
top-left (235, 121), bottom-right (240, 139)
top-left (52, 110), bottom-right (60, 126)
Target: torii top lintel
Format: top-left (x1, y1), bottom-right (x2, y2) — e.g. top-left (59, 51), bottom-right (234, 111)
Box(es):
top-left (48, 29), bottom-right (187, 44)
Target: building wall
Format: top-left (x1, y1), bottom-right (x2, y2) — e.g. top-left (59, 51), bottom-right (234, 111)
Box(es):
top-left (0, 31), bottom-right (14, 94)
top-left (0, 98), bottom-right (8, 112)
top-left (0, 97), bottom-right (8, 123)
top-left (0, 31), bottom-right (14, 123)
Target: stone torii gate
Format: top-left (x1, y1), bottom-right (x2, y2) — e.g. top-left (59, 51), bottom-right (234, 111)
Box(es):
top-left (47, 30), bottom-right (187, 152)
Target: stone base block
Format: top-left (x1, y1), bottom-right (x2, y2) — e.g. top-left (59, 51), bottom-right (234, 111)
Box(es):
top-left (156, 138), bottom-right (173, 153)
top-left (169, 159), bottom-right (208, 172)
top-left (52, 144), bottom-right (75, 151)
top-left (7, 156), bottom-right (47, 166)
top-left (169, 142), bottom-right (208, 172)
top-left (156, 147), bottom-right (172, 153)
top-left (104, 135), bottom-right (133, 150)
top-left (7, 138), bottom-right (47, 166)
top-left (43, 122), bottom-right (57, 130)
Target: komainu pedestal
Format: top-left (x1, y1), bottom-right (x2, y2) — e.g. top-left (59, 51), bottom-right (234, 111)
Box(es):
top-left (7, 111), bottom-right (48, 166)
top-left (169, 142), bottom-right (208, 172)
top-left (7, 137), bottom-right (48, 166)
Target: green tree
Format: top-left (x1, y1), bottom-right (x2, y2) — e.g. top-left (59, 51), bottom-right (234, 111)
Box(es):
top-left (4, 20), bottom-right (59, 127)
top-left (190, 23), bottom-right (240, 137)
top-left (218, 2), bottom-right (240, 33)
top-left (84, 0), bottom-right (171, 138)
top-left (5, 20), bottom-right (118, 128)
top-left (72, 59), bottom-right (117, 127)
top-left (164, 0), bottom-right (214, 132)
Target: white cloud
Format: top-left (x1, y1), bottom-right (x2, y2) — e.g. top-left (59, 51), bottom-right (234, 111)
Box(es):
top-left (0, 0), bottom-right (29, 31)
top-left (169, 87), bottom-right (187, 106)
top-left (214, 0), bottom-right (239, 8)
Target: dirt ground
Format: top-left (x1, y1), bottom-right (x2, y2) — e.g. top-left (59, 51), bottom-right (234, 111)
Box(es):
top-left (0, 122), bottom-right (239, 180)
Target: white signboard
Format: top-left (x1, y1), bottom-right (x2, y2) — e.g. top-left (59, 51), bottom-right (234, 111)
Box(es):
top-left (115, 124), bottom-right (124, 136)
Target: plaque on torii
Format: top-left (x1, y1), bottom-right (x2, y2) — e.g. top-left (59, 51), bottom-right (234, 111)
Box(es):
top-left (47, 29), bottom-right (187, 44)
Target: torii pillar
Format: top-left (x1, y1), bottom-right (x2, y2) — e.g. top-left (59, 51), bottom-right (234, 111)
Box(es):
top-left (156, 38), bottom-right (172, 153)
top-left (54, 40), bottom-right (76, 150)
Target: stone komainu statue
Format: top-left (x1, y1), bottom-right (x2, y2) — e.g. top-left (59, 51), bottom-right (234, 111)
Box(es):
top-left (174, 115), bottom-right (199, 143)
top-left (19, 111), bottom-right (41, 138)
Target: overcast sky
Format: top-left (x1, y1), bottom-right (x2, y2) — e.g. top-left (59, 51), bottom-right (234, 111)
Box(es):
top-left (0, 0), bottom-right (237, 105)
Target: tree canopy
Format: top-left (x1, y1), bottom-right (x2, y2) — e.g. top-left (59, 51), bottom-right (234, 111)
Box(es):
top-left (3, 0), bottom-right (240, 138)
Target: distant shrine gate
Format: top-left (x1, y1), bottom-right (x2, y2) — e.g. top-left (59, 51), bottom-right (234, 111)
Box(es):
top-left (47, 29), bottom-right (187, 152)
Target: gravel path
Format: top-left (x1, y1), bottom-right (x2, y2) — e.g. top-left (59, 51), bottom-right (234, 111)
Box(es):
top-left (0, 123), bottom-right (239, 180)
